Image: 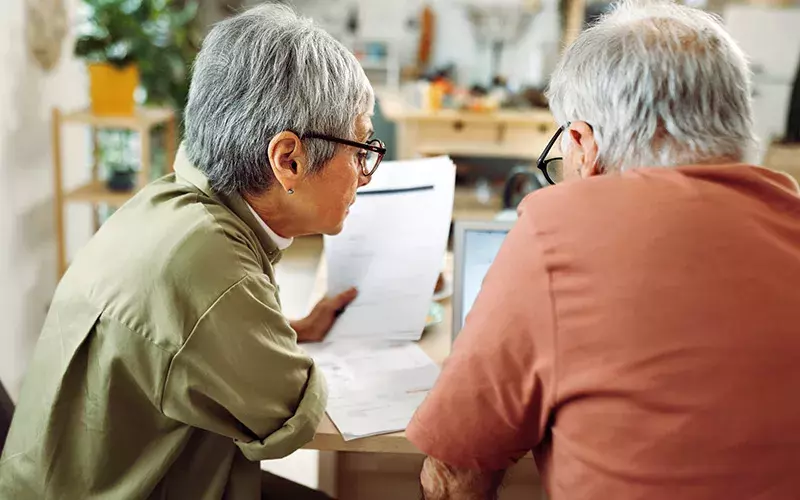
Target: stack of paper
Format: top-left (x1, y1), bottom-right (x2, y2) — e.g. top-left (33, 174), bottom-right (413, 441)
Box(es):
top-left (303, 341), bottom-right (440, 441)
top-left (324, 156), bottom-right (456, 342)
top-left (304, 156), bottom-right (455, 441)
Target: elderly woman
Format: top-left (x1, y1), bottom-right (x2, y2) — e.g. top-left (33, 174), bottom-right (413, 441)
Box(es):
top-left (0, 5), bottom-right (382, 500)
top-left (407, 1), bottom-right (800, 499)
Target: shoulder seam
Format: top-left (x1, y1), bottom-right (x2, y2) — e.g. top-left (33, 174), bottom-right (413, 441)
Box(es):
top-left (524, 209), bottom-right (560, 410)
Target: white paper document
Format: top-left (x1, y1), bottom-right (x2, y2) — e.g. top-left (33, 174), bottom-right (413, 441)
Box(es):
top-left (324, 156), bottom-right (456, 341)
top-left (303, 341), bottom-right (440, 441)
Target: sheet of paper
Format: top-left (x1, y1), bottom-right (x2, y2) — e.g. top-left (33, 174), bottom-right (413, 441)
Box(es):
top-left (357, 156), bottom-right (452, 193)
top-left (304, 341), bottom-right (440, 441)
top-left (324, 157), bottom-right (456, 341)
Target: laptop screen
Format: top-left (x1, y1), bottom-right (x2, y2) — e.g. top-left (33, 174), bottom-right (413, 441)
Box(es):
top-left (453, 222), bottom-right (512, 338)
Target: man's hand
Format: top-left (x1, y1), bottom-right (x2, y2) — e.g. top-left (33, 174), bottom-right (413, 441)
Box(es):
top-left (291, 288), bottom-right (358, 343)
top-left (420, 457), bottom-right (505, 500)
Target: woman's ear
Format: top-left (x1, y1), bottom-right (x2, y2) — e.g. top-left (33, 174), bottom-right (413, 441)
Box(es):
top-left (268, 131), bottom-right (306, 193)
top-left (567, 121), bottom-right (601, 177)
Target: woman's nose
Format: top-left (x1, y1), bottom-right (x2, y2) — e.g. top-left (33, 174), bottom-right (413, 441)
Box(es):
top-left (358, 173), bottom-right (372, 188)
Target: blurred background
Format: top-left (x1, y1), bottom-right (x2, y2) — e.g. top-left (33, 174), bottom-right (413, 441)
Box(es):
top-left (1, 0), bottom-right (800, 488)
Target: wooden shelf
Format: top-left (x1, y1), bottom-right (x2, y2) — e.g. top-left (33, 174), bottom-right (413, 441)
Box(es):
top-left (61, 107), bottom-right (175, 131)
top-left (360, 60), bottom-right (390, 70)
top-left (375, 88), bottom-right (556, 125)
top-left (418, 143), bottom-right (543, 161)
top-left (53, 106), bottom-right (177, 277)
top-left (64, 180), bottom-right (137, 206)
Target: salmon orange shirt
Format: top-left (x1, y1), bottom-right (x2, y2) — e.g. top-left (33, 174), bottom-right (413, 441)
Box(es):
top-left (407, 164), bottom-right (800, 499)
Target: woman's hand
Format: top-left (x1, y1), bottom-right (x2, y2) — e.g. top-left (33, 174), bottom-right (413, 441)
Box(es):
top-left (291, 288), bottom-right (358, 343)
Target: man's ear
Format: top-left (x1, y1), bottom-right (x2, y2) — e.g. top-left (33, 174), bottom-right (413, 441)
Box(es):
top-left (268, 131), bottom-right (306, 193)
top-left (568, 121), bottom-right (601, 177)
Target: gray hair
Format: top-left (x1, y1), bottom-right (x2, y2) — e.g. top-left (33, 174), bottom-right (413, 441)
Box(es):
top-left (547, 0), bottom-right (756, 172)
top-left (183, 4), bottom-right (375, 195)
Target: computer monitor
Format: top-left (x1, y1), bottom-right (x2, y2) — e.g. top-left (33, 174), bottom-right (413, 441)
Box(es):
top-left (452, 220), bottom-right (514, 340)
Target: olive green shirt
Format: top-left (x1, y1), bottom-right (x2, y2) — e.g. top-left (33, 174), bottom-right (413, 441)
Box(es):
top-left (0, 148), bottom-right (327, 499)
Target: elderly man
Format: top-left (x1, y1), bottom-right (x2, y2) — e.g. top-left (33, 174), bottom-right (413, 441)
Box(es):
top-left (408, 1), bottom-right (800, 499)
top-left (0, 5), bottom-right (383, 500)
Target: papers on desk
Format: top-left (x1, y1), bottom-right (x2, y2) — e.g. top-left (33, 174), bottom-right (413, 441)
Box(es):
top-left (304, 341), bottom-right (440, 441)
top-left (308, 157), bottom-right (454, 440)
top-left (324, 156), bottom-right (456, 342)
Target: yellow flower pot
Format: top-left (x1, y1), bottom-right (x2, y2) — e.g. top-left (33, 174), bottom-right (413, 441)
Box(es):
top-left (88, 63), bottom-right (139, 116)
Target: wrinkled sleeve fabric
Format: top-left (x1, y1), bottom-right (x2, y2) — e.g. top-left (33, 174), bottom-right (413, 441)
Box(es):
top-left (407, 201), bottom-right (557, 471)
top-left (161, 273), bottom-right (327, 461)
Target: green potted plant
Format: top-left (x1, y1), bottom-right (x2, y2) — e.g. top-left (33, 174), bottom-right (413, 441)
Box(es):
top-left (74, 0), bottom-right (199, 116)
top-left (101, 130), bottom-right (137, 192)
top-left (107, 164), bottom-right (137, 192)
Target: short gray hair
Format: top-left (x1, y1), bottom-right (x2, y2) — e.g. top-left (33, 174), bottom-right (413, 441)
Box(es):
top-left (547, 0), bottom-right (756, 171)
top-left (184, 4), bottom-right (375, 195)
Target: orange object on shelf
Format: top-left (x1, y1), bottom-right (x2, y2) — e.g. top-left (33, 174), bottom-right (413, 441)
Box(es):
top-left (429, 80), bottom-right (447, 110)
top-left (88, 63), bottom-right (139, 116)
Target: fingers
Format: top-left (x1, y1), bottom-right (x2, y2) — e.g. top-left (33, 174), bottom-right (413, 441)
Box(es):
top-left (331, 287), bottom-right (358, 311)
top-left (297, 332), bottom-right (324, 344)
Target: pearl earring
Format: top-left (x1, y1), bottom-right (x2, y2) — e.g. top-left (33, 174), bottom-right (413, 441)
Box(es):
top-left (287, 188), bottom-right (294, 195)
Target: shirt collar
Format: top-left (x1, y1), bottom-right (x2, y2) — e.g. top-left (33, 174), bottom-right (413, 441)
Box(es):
top-left (246, 203), bottom-right (294, 250)
top-left (173, 144), bottom-right (284, 264)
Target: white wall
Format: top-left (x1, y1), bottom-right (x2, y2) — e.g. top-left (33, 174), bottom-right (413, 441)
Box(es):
top-left (724, 5), bottom-right (800, 161)
top-left (429, 0), bottom-right (561, 88)
top-left (287, 0), bottom-right (561, 88)
top-left (0, 0), bottom-right (90, 399)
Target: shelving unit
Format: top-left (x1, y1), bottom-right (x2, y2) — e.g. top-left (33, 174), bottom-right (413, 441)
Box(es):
top-left (352, 38), bottom-right (401, 90)
top-left (52, 107), bottom-right (177, 278)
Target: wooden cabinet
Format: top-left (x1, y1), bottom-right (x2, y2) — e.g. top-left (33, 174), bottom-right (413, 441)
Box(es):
top-left (386, 103), bottom-right (557, 161)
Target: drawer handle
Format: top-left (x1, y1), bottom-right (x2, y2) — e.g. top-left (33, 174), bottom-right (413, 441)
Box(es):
top-left (453, 120), bottom-right (465, 132)
top-left (538, 124), bottom-right (550, 134)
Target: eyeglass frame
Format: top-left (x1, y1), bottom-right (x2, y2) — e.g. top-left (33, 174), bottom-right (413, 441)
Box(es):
top-left (302, 133), bottom-right (387, 177)
top-left (536, 122), bottom-right (569, 186)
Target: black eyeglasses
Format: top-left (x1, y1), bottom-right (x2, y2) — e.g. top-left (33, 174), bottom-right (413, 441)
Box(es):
top-left (536, 123), bottom-right (567, 185)
top-left (303, 133), bottom-right (387, 177)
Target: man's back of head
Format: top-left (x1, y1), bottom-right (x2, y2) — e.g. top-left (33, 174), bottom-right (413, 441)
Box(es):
top-left (547, 0), bottom-right (756, 172)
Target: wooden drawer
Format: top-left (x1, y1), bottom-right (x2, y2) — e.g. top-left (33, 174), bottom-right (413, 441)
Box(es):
top-left (414, 120), bottom-right (555, 160)
top-left (504, 123), bottom-right (558, 157)
top-left (418, 120), bottom-right (500, 143)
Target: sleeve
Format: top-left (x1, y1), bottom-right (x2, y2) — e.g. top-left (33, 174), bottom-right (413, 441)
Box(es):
top-left (406, 203), bottom-right (557, 471)
top-left (160, 273), bottom-right (327, 461)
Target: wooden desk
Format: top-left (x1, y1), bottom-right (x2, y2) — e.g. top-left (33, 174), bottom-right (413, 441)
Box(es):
top-left (304, 313), bottom-right (451, 455)
top-left (302, 257), bottom-right (544, 500)
top-left (377, 88), bottom-right (557, 161)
